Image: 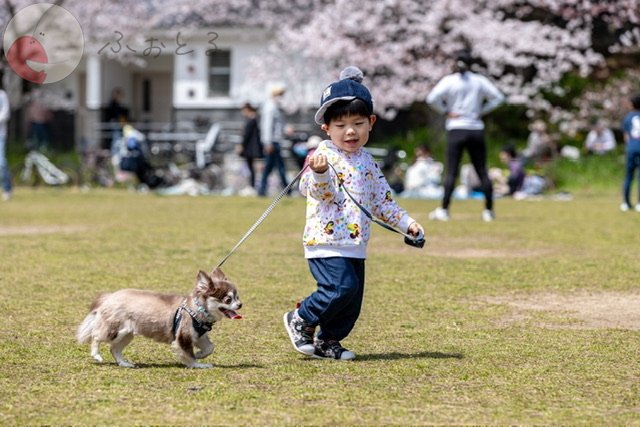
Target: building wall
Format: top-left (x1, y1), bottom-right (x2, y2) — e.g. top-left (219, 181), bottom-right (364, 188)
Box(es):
top-left (70, 26), bottom-right (323, 150)
top-left (173, 27), bottom-right (273, 109)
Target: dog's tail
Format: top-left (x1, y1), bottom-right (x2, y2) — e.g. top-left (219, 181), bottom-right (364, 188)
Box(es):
top-left (76, 312), bottom-right (97, 344)
top-left (76, 294), bottom-right (108, 344)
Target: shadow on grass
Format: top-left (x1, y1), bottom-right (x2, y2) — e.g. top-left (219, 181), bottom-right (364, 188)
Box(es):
top-left (94, 362), bottom-right (264, 369)
top-left (357, 351), bottom-right (464, 361)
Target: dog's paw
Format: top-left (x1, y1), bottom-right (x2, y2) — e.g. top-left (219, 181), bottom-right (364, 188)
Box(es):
top-left (117, 360), bottom-right (136, 368)
top-left (189, 362), bottom-right (213, 369)
top-left (92, 354), bottom-right (104, 363)
top-left (194, 350), bottom-right (213, 359)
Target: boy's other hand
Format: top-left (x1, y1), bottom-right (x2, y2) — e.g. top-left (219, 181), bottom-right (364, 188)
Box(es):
top-left (408, 222), bottom-right (424, 238)
top-left (309, 154), bottom-right (328, 173)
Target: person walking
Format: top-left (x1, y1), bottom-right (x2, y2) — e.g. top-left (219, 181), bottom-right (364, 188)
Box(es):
top-left (239, 103), bottom-right (263, 189)
top-left (0, 81), bottom-right (12, 201)
top-left (620, 94), bottom-right (640, 212)
top-left (283, 67), bottom-right (424, 360)
top-left (258, 85), bottom-right (289, 196)
top-left (426, 49), bottom-right (504, 222)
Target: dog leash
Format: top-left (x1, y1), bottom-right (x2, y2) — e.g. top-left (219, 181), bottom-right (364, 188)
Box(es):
top-left (215, 158), bottom-right (425, 267)
top-left (327, 163), bottom-right (425, 248)
top-left (216, 165), bottom-right (309, 268)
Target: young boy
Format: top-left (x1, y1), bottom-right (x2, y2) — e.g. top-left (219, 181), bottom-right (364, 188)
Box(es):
top-left (621, 94), bottom-right (640, 212)
top-left (283, 68), bottom-right (424, 360)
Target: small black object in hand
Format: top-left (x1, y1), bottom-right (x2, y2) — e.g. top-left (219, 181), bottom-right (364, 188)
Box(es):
top-left (404, 236), bottom-right (425, 248)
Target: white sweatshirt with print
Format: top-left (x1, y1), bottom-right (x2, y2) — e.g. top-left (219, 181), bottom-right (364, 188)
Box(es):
top-left (299, 140), bottom-right (415, 259)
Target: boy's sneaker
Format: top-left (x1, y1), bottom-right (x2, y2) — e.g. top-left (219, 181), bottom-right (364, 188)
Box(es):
top-left (283, 310), bottom-right (315, 356)
top-left (428, 207), bottom-right (449, 221)
top-left (620, 203), bottom-right (631, 212)
top-left (312, 339), bottom-right (355, 361)
top-left (482, 209), bottom-right (495, 222)
top-left (635, 204), bottom-right (640, 213)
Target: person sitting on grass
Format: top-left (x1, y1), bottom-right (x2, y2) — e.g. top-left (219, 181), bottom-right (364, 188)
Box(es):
top-left (499, 144), bottom-right (549, 199)
top-left (283, 66), bottom-right (424, 360)
top-left (499, 144), bottom-right (526, 196)
top-left (584, 119), bottom-right (616, 156)
top-left (402, 143), bottom-right (444, 199)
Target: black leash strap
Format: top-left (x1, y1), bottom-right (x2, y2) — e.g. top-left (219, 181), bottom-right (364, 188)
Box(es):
top-left (327, 163), bottom-right (425, 248)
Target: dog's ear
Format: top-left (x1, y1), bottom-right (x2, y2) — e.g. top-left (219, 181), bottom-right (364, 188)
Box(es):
top-left (210, 267), bottom-right (227, 281)
top-left (196, 270), bottom-right (213, 291)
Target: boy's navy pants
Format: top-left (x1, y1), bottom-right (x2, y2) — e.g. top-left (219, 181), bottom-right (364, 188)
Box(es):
top-left (298, 257), bottom-right (365, 342)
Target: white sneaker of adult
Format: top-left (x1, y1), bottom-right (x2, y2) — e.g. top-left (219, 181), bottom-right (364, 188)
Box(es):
top-left (482, 209), bottom-right (495, 222)
top-left (635, 204), bottom-right (640, 213)
top-left (620, 203), bottom-right (630, 212)
top-left (428, 207), bottom-right (450, 221)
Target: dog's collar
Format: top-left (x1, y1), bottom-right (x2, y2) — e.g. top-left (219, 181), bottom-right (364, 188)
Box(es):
top-left (173, 301), bottom-right (213, 338)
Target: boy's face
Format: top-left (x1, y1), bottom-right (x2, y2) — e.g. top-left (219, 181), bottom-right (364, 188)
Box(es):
top-left (321, 114), bottom-right (376, 154)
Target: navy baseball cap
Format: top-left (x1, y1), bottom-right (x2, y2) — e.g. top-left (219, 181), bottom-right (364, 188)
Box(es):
top-left (314, 70), bottom-right (374, 125)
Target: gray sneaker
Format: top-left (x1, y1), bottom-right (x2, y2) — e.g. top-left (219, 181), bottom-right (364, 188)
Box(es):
top-left (283, 310), bottom-right (315, 356)
top-left (312, 339), bottom-right (355, 361)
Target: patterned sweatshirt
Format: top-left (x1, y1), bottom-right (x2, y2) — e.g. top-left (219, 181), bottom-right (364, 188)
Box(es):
top-left (299, 140), bottom-right (415, 259)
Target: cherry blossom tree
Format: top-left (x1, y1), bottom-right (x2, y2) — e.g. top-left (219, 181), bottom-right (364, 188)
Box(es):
top-left (246, 0), bottom-right (639, 117)
top-left (2, 0), bottom-right (638, 132)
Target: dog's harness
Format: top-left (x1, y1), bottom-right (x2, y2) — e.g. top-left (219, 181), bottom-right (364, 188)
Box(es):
top-left (172, 300), bottom-right (213, 339)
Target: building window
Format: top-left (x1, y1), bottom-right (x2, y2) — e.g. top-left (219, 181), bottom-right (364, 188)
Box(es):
top-left (208, 50), bottom-right (231, 97)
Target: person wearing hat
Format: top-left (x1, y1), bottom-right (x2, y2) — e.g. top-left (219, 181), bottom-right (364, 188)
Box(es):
top-left (426, 49), bottom-right (504, 222)
top-left (283, 67), bottom-right (424, 360)
top-left (258, 84), bottom-right (289, 196)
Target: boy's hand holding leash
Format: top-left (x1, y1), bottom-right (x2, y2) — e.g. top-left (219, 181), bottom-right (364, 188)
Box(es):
top-left (406, 222), bottom-right (425, 248)
top-left (309, 153), bottom-right (328, 174)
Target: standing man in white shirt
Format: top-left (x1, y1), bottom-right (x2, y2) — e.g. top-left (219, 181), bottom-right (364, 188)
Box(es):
top-left (426, 50), bottom-right (504, 222)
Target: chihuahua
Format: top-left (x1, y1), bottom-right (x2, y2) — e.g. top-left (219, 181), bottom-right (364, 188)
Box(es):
top-left (77, 268), bottom-right (242, 368)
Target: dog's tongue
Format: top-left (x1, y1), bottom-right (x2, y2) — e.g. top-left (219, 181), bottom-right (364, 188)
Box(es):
top-left (223, 309), bottom-right (242, 319)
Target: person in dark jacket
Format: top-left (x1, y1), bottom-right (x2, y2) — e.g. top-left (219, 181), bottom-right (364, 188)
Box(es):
top-left (239, 103), bottom-right (263, 189)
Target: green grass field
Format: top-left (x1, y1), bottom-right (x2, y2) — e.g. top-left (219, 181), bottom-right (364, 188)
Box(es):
top-left (1, 188), bottom-right (639, 425)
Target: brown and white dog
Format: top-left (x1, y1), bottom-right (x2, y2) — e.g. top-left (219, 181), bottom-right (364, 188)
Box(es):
top-left (76, 268), bottom-right (242, 368)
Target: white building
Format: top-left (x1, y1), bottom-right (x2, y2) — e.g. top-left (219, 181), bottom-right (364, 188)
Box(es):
top-left (30, 26), bottom-right (320, 150)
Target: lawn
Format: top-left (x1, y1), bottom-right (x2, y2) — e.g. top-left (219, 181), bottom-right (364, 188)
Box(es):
top-left (1, 188), bottom-right (639, 425)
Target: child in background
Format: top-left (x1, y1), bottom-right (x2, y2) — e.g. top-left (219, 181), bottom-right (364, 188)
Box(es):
top-left (283, 67), bottom-right (424, 360)
top-left (499, 144), bottom-right (526, 196)
top-left (620, 94), bottom-right (640, 212)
